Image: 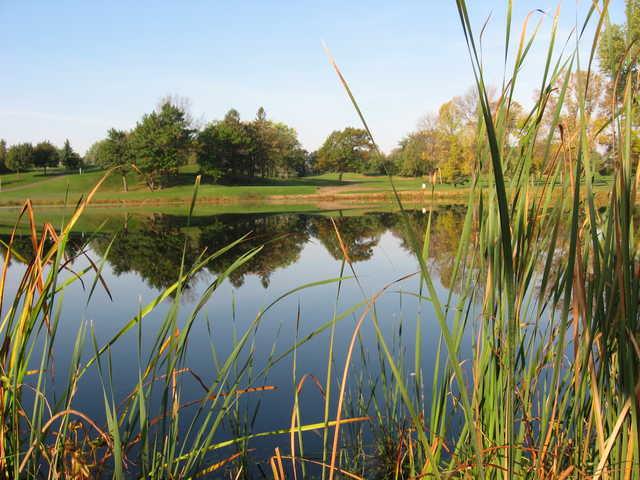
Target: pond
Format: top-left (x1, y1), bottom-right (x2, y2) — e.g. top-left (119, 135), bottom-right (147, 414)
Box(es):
top-left (3, 205), bottom-right (476, 475)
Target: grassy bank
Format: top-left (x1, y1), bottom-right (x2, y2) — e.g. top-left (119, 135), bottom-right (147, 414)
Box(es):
top-left (0, 166), bottom-right (612, 207)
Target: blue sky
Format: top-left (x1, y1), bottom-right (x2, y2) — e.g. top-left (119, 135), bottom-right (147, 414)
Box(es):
top-left (0, 1), bottom-right (625, 154)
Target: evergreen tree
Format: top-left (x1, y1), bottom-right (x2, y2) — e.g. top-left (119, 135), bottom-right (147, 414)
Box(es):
top-left (197, 109), bottom-right (252, 181)
top-left (60, 139), bottom-right (82, 170)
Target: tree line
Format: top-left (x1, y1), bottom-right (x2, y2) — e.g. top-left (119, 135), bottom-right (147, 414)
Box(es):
top-left (0, 139), bottom-right (82, 175)
top-left (0, 94), bottom-right (382, 189)
top-left (87, 102), bottom-right (340, 190)
top-left (389, 67), bottom-right (637, 183)
top-left (0, 74), bottom-right (633, 188)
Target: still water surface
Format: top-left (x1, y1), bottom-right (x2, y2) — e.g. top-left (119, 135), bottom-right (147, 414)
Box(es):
top-left (3, 206), bottom-right (473, 469)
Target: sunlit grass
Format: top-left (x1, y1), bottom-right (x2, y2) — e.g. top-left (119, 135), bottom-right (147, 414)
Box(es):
top-left (0, 167), bottom-right (615, 209)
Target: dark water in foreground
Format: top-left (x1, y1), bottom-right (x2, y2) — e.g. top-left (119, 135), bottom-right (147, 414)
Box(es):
top-left (3, 206), bottom-right (473, 473)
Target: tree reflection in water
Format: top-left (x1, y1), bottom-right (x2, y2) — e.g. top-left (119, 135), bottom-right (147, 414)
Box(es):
top-left (390, 206), bottom-right (467, 289)
top-left (3, 208), bottom-right (468, 291)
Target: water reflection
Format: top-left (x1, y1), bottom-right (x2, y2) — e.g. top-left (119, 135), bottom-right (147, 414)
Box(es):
top-left (0, 206), bottom-right (471, 475)
top-left (92, 215), bottom-right (195, 290)
top-left (390, 208), bottom-right (467, 288)
top-left (310, 214), bottom-right (398, 262)
top-left (3, 207), bottom-right (468, 291)
top-left (200, 214), bottom-right (310, 288)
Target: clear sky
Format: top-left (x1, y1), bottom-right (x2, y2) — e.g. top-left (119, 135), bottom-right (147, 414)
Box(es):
top-left (0, 1), bottom-right (625, 154)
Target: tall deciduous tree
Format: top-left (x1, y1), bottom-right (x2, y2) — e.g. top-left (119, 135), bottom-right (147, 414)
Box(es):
top-left (393, 127), bottom-right (441, 176)
top-left (537, 70), bottom-right (612, 174)
top-left (84, 140), bottom-right (107, 166)
top-left (33, 141), bottom-right (59, 175)
top-left (316, 127), bottom-right (374, 181)
top-left (597, 2), bottom-right (640, 171)
top-left (391, 90), bottom-right (481, 183)
top-left (6, 143), bottom-right (34, 173)
top-left (435, 100), bottom-right (472, 184)
top-left (129, 102), bottom-right (194, 189)
top-left (598, 0), bottom-right (639, 97)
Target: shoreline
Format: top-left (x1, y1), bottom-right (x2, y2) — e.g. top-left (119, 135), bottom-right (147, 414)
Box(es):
top-left (0, 187), bottom-right (471, 209)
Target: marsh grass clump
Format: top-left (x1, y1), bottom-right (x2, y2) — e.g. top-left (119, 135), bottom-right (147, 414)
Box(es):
top-left (319, 0), bottom-right (640, 477)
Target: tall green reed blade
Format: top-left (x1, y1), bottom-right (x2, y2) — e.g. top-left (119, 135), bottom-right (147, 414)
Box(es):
top-left (324, 41), bottom-right (485, 477)
top-left (453, 4), bottom-right (518, 472)
top-left (321, 259), bottom-right (346, 480)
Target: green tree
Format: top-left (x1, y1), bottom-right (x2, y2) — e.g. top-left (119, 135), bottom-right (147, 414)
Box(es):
top-left (598, 0), bottom-right (639, 97)
top-left (290, 148), bottom-right (310, 177)
top-left (304, 151), bottom-right (318, 176)
top-left (316, 127), bottom-right (374, 181)
top-left (99, 129), bottom-right (132, 191)
top-left (6, 143), bottom-right (34, 173)
top-left (33, 141), bottom-right (59, 175)
top-left (249, 106), bottom-right (270, 177)
top-left (0, 140), bottom-right (7, 172)
top-left (395, 127), bottom-right (440, 176)
top-left (267, 123), bottom-right (305, 177)
top-left (84, 139), bottom-right (107, 166)
top-left (197, 109), bottom-right (252, 181)
top-left (130, 102), bottom-right (194, 189)
top-left (60, 139), bottom-right (82, 170)
top-left (435, 99), bottom-right (475, 184)
top-left (196, 124), bottom-right (225, 181)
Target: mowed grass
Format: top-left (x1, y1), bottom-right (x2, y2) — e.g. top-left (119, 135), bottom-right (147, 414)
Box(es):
top-left (0, 167), bottom-right (426, 206)
top-left (0, 168), bottom-right (318, 205)
top-left (0, 166), bottom-right (613, 206)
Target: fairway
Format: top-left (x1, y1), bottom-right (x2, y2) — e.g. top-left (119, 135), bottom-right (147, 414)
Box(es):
top-left (0, 168), bottom-right (460, 206)
top-left (0, 167), bottom-right (614, 207)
